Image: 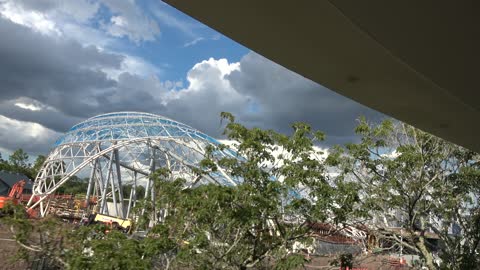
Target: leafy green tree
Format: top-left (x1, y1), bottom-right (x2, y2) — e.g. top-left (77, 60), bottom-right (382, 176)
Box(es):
top-left (56, 176), bottom-right (89, 195)
top-left (0, 203), bottom-right (67, 269)
top-left (1, 114), bottom-right (361, 269)
top-left (31, 155), bottom-right (46, 178)
top-left (65, 227), bottom-right (151, 269)
top-left (331, 117), bottom-right (480, 269)
top-left (4, 148), bottom-right (36, 179)
top-left (135, 112), bottom-right (360, 269)
top-left (9, 149), bottom-right (29, 168)
top-left (0, 152), bottom-right (12, 171)
top-left (1, 206), bottom-right (151, 269)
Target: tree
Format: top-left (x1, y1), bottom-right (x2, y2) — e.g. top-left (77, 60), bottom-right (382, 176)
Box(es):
top-left (0, 114), bottom-right (359, 269)
top-left (331, 117), bottom-right (480, 269)
top-left (0, 152), bottom-right (11, 171)
top-left (1, 204), bottom-right (150, 270)
top-left (2, 148), bottom-right (38, 179)
top-left (56, 176), bottom-right (89, 195)
top-left (64, 227), bottom-right (151, 269)
top-left (31, 155), bottom-right (46, 178)
top-left (133, 112), bottom-right (360, 269)
top-left (9, 149), bottom-right (29, 168)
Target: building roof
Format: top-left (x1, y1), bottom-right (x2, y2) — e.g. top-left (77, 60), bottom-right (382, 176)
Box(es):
top-left (0, 170), bottom-right (33, 189)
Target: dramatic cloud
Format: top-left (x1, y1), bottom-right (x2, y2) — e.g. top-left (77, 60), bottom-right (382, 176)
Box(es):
top-left (0, 0), bottom-right (60, 35)
top-left (0, 3), bottom-right (384, 156)
top-left (0, 115), bottom-right (61, 155)
top-left (1, 0), bottom-right (160, 43)
top-left (0, 19), bottom-right (383, 153)
top-left (0, 17), bottom-right (122, 116)
top-left (0, 98), bottom-right (83, 133)
top-left (226, 53), bottom-right (384, 144)
top-left (154, 53), bottom-right (384, 145)
top-left (161, 58), bottom-right (248, 136)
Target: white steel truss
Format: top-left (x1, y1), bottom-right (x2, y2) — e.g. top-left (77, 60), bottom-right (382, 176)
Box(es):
top-left (28, 112), bottom-right (241, 220)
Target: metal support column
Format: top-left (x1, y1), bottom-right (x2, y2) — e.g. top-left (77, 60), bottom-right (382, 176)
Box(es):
top-left (114, 149), bottom-right (125, 218)
top-left (126, 171), bottom-right (137, 218)
top-left (142, 146), bottom-right (156, 217)
top-left (94, 160), bottom-right (105, 213)
top-left (109, 160), bottom-right (119, 217)
top-left (85, 159), bottom-right (97, 208)
top-left (100, 151), bottom-right (115, 214)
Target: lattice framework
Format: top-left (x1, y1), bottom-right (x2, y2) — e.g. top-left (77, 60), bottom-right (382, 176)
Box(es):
top-left (28, 112), bottom-right (240, 220)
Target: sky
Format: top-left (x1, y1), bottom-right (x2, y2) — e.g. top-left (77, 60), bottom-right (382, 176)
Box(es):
top-left (0, 0), bottom-right (384, 158)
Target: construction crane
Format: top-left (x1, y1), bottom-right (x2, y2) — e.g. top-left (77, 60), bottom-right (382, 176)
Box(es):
top-left (0, 179), bottom-right (26, 209)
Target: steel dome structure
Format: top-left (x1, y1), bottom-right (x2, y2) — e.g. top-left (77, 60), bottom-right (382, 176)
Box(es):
top-left (28, 112), bottom-right (241, 219)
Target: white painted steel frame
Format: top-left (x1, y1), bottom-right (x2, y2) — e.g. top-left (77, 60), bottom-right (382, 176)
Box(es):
top-left (28, 112), bottom-right (241, 221)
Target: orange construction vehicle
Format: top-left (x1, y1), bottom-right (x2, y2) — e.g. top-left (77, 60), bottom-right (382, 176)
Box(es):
top-left (0, 179), bottom-right (26, 209)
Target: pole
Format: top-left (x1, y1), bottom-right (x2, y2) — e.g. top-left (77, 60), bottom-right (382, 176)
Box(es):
top-left (100, 151), bottom-right (114, 214)
top-left (114, 149), bottom-right (125, 218)
top-left (126, 171), bottom-right (137, 218)
top-left (85, 159), bottom-right (97, 208)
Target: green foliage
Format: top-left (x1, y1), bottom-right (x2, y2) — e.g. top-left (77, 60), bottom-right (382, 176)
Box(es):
top-left (56, 176), bottom-right (89, 195)
top-left (330, 253), bottom-right (353, 268)
top-left (65, 228), bottom-right (150, 270)
top-left (32, 155), bottom-right (46, 178)
top-left (0, 204), bottom-right (67, 268)
top-left (9, 149), bottom-right (29, 168)
top-left (122, 184), bottom-right (145, 199)
top-left (0, 150), bottom-right (47, 180)
top-left (336, 117), bottom-right (480, 270)
top-left (126, 113), bottom-right (357, 269)
top-left (0, 113), bottom-right (357, 269)
top-left (12, 114), bottom-right (478, 270)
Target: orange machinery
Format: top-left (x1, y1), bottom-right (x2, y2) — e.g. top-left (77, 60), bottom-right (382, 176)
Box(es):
top-left (0, 179), bottom-right (26, 209)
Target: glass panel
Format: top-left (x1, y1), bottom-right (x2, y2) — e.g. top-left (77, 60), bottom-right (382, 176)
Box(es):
top-left (142, 117), bottom-right (155, 125)
top-left (111, 127), bottom-right (127, 139)
top-left (97, 129), bottom-right (111, 140)
top-left (84, 129), bottom-right (97, 141)
top-left (146, 126), bottom-right (162, 137)
top-left (167, 127), bottom-right (186, 137)
top-left (111, 117), bottom-right (126, 126)
top-left (127, 118), bottom-right (143, 125)
top-left (97, 119), bottom-right (112, 127)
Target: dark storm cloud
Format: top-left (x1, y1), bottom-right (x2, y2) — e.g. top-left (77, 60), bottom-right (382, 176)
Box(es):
top-left (0, 17), bottom-right (123, 120)
top-left (226, 52), bottom-right (385, 145)
top-left (0, 22), bottom-right (120, 98)
top-left (0, 100), bottom-right (82, 132)
top-left (0, 15), bottom-right (167, 128)
top-left (0, 15), bottom-right (384, 154)
top-left (0, 112), bottom-right (59, 155)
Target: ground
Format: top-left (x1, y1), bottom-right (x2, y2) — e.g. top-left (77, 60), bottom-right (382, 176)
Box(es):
top-left (0, 225), bottom-right (29, 270)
